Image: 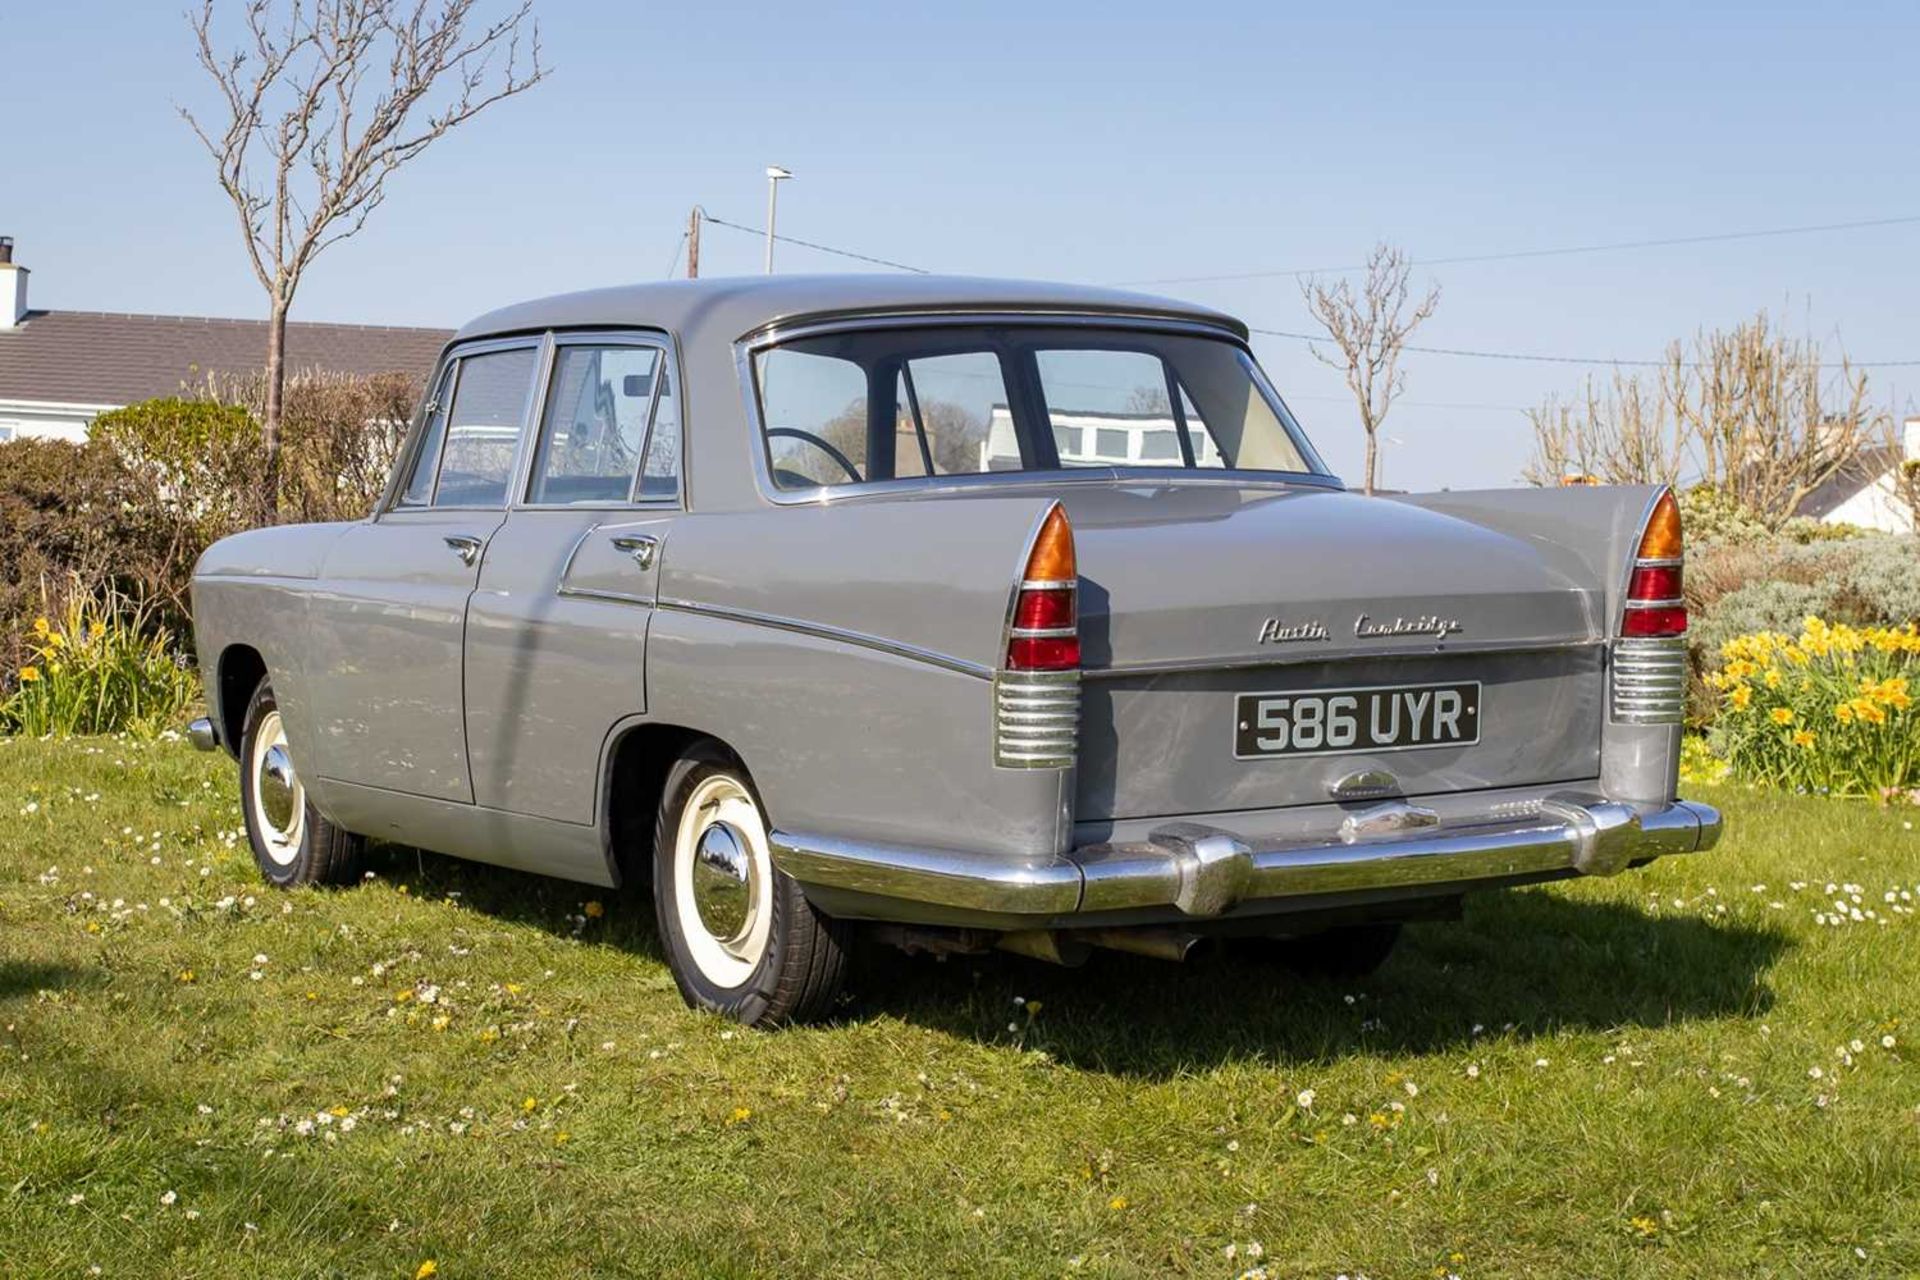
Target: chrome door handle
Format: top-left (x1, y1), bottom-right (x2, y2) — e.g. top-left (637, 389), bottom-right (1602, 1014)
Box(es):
top-left (443, 534), bottom-right (482, 566)
top-left (609, 534), bottom-right (658, 570)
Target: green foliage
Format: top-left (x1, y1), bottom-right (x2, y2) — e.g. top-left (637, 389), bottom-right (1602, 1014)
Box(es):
top-left (1681, 484), bottom-right (1870, 547)
top-left (1, 586), bottom-right (200, 737)
top-left (88, 397), bottom-right (261, 547)
top-left (1708, 619), bottom-right (1920, 799)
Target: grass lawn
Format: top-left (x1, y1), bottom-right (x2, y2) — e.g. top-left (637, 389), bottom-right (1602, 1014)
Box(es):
top-left (1, 734), bottom-right (1916, 1279)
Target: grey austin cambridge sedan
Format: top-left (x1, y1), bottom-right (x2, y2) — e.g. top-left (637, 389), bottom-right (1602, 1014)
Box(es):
top-left (188, 275), bottom-right (1720, 1025)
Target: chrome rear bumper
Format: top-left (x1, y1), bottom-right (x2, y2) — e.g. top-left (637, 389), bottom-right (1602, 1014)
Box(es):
top-left (772, 795), bottom-right (1722, 926)
top-left (187, 717), bottom-right (219, 751)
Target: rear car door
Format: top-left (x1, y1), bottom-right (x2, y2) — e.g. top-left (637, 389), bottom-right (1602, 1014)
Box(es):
top-left (308, 338), bottom-right (542, 802)
top-left (464, 332), bottom-right (682, 822)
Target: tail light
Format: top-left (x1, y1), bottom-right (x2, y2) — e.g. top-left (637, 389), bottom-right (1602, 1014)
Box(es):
top-left (1612, 488), bottom-right (1687, 726)
top-left (1006, 504), bottom-right (1081, 671)
top-left (1620, 489), bottom-right (1686, 638)
top-left (995, 503), bottom-right (1081, 768)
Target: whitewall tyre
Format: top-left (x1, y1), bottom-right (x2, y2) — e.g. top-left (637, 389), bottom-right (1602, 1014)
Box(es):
top-left (653, 745), bottom-right (850, 1026)
top-left (239, 679), bottom-right (364, 887)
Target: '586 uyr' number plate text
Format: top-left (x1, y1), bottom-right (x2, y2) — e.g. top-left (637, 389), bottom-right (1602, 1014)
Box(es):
top-left (1233, 681), bottom-right (1481, 759)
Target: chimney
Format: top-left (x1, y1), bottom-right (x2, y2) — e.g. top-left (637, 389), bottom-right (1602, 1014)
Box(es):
top-left (0, 237), bottom-right (27, 329)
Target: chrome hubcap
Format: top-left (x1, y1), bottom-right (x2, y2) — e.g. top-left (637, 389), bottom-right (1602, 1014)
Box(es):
top-left (672, 774), bottom-right (773, 989)
top-left (692, 821), bottom-right (753, 943)
top-left (248, 710), bottom-right (305, 867)
top-left (258, 745), bottom-right (297, 831)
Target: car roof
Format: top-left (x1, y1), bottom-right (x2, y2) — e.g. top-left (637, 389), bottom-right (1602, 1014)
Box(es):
top-left (452, 274), bottom-right (1248, 347)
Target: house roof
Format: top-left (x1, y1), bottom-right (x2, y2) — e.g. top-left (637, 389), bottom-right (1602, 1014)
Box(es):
top-left (0, 309), bottom-right (450, 407)
top-left (1795, 444), bottom-right (1903, 520)
top-left (455, 274), bottom-right (1248, 348)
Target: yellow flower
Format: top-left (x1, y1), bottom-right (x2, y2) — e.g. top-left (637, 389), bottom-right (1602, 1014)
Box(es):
top-left (1727, 684), bottom-right (1752, 711)
top-left (1630, 1214), bottom-right (1660, 1239)
top-left (1769, 707), bottom-right (1794, 725)
top-left (1857, 701), bottom-right (1887, 726)
top-left (1764, 667), bottom-right (1782, 688)
top-left (1107, 1195), bottom-right (1129, 1212)
top-left (725, 1105), bottom-right (752, 1127)
top-left (522, 1096), bottom-right (538, 1113)
top-left (1835, 703), bottom-right (1855, 724)
top-left (18, 666), bottom-right (39, 683)
top-left (31, 615), bottom-right (49, 637)
top-left (583, 900), bottom-right (604, 919)
top-left (415, 1263), bottom-right (438, 1280)
top-left (1791, 730), bottom-right (1816, 748)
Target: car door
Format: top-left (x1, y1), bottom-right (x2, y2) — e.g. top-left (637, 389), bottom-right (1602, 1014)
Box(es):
top-left (463, 332), bottom-right (683, 822)
top-left (307, 338), bottom-right (543, 803)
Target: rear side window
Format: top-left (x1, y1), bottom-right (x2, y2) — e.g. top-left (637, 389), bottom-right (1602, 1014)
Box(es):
top-left (528, 345), bottom-right (662, 505)
top-left (753, 325), bottom-right (1319, 491)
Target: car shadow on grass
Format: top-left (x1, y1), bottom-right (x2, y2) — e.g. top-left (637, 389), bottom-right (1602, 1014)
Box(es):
top-left (0, 961), bottom-right (105, 1003)
top-left (848, 888), bottom-right (1794, 1076)
top-left (356, 846), bottom-right (1791, 1077)
top-left (361, 841), bottom-right (668, 965)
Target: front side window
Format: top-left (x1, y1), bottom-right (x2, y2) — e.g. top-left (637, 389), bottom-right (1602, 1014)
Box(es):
top-left (529, 344), bottom-right (663, 505)
top-left (753, 324), bottom-right (1319, 491)
top-left (435, 347), bottom-right (537, 507)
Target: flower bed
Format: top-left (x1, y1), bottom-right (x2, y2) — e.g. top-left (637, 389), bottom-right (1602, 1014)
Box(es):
top-left (1709, 617), bottom-right (1920, 799)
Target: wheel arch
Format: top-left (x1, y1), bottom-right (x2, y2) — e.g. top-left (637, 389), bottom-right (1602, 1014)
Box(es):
top-left (598, 720), bottom-right (751, 888)
top-left (215, 643), bottom-right (268, 760)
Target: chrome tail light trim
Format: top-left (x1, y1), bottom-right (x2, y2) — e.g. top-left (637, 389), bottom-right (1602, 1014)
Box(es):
top-left (993, 669), bottom-right (1081, 769)
top-left (1611, 636), bottom-right (1688, 724)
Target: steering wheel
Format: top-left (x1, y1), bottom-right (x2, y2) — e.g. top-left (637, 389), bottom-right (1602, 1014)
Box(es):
top-left (767, 427), bottom-right (862, 485)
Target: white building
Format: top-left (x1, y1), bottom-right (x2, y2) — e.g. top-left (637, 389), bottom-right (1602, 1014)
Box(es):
top-left (0, 237), bottom-right (447, 442)
top-left (980, 405), bottom-right (1224, 470)
top-left (1798, 419), bottom-right (1920, 534)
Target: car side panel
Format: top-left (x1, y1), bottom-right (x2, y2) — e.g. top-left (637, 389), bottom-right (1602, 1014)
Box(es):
top-left (644, 606), bottom-right (1071, 861)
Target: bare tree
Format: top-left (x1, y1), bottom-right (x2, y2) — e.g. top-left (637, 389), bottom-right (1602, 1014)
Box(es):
top-left (1522, 311), bottom-right (1887, 527)
top-left (1301, 243), bottom-right (1440, 494)
top-left (181, 0), bottom-right (546, 517)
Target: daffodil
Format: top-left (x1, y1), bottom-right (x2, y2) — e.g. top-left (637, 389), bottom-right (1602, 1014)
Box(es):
top-left (18, 666), bottom-right (39, 683)
top-left (1791, 729), bottom-right (1816, 748)
top-left (1770, 707), bottom-right (1794, 725)
top-left (1728, 684), bottom-right (1752, 711)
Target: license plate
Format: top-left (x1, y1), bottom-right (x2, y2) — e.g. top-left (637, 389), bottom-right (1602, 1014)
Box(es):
top-left (1233, 680), bottom-right (1482, 759)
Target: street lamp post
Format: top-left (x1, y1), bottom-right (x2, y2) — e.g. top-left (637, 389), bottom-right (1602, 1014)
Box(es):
top-left (764, 166), bottom-right (792, 274)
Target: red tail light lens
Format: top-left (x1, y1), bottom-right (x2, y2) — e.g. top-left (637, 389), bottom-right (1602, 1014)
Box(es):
top-left (1013, 586), bottom-right (1075, 632)
top-left (1008, 504), bottom-right (1080, 672)
top-left (1620, 489), bottom-right (1686, 638)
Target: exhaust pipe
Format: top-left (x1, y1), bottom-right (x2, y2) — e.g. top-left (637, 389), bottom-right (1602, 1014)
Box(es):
top-left (995, 929), bottom-right (1090, 967)
top-left (1074, 927), bottom-right (1206, 962)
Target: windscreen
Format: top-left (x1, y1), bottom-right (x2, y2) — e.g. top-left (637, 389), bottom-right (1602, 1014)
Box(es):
top-left (753, 324), bottom-right (1323, 490)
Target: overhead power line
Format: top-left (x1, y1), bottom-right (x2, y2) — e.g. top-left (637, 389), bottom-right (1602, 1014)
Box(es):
top-left (1112, 212), bottom-right (1920, 286)
top-left (1247, 326), bottom-right (1920, 370)
top-left (698, 213), bottom-right (930, 274)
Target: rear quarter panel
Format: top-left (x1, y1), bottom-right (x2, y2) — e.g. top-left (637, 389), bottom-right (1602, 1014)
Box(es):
top-left (651, 501), bottom-right (1072, 860)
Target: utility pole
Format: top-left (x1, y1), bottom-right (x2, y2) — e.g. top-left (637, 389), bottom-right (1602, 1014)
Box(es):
top-left (686, 206), bottom-right (701, 279)
top-left (764, 166), bottom-right (792, 273)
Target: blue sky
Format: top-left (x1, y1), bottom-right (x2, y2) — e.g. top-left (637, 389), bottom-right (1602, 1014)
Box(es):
top-left (6, 1), bottom-right (1917, 487)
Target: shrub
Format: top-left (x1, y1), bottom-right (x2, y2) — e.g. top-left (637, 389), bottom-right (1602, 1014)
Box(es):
top-left (1708, 618), bottom-right (1920, 800)
top-left (1, 586), bottom-right (200, 737)
top-left (0, 439), bottom-right (179, 673)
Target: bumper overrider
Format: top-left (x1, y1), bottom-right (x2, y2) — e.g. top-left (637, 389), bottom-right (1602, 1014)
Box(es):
top-left (771, 794), bottom-right (1722, 927)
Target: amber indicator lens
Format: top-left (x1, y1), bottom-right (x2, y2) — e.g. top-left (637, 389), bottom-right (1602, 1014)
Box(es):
top-left (1637, 489), bottom-right (1683, 560)
top-left (1025, 504), bottom-right (1076, 582)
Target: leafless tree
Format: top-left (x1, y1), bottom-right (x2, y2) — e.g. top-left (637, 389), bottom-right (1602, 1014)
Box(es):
top-left (1301, 243), bottom-right (1440, 494)
top-left (180, 0), bottom-right (545, 517)
top-left (1522, 311), bottom-right (1888, 527)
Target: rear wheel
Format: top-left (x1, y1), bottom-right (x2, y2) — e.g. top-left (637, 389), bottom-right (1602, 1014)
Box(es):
top-left (1262, 921), bottom-right (1403, 979)
top-left (239, 679), bottom-right (364, 887)
top-left (652, 745), bottom-right (850, 1026)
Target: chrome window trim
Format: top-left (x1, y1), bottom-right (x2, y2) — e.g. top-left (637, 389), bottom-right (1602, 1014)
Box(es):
top-left (513, 327), bottom-right (689, 513)
top-left (734, 311), bottom-right (1344, 507)
top-left (382, 334), bottom-right (547, 517)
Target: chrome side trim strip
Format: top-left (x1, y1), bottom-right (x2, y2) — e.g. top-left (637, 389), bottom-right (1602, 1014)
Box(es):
top-left (655, 599), bottom-right (991, 679)
top-left (1611, 636), bottom-right (1688, 724)
top-left (774, 797), bottom-right (1721, 922)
